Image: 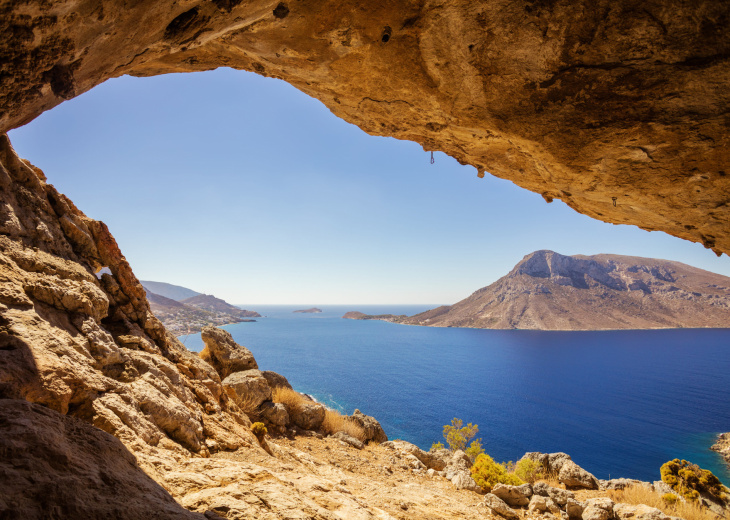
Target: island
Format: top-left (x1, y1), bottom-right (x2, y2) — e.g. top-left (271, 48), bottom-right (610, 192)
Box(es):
top-left (342, 312), bottom-right (407, 323)
top-left (293, 308), bottom-right (323, 313)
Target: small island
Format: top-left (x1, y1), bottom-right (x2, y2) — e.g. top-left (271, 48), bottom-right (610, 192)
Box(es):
top-left (293, 307), bottom-right (323, 314)
top-left (342, 311), bottom-right (407, 323)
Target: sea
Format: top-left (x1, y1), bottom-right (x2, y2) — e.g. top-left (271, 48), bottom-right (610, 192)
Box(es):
top-left (180, 305), bottom-right (730, 485)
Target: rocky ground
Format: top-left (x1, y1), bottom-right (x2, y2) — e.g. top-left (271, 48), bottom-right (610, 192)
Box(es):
top-left (712, 434), bottom-right (730, 466)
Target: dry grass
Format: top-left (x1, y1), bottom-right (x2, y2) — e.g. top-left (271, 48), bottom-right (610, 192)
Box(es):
top-left (272, 386), bottom-right (309, 410)
top-left (233, 390), bottom-right (263, 421)
top-left (321, 409), bottom-right (366, 442)
top-left (608, 485), bottom-right (719, 520)
top-left (535, 469), bottom-right (563, 488)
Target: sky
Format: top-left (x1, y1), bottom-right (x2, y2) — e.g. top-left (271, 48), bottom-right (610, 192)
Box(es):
top-left (8, 68), bottom-right (730, 305)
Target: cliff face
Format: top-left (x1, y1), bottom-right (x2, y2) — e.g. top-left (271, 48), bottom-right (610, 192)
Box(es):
top-left (2, 0), bottom-right (730, 255)
top-left (404, 250), bottom-right (730, 330)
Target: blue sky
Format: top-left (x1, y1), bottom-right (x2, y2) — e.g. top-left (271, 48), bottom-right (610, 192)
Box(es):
top-left (8, 68), bottom-right (730, 304)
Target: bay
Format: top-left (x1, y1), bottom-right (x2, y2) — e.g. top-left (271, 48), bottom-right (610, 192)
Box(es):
top-left (181, 305), bottom-right (730, 485)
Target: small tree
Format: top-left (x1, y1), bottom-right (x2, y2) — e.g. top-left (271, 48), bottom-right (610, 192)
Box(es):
top-left (437, 418), bottom-right (485, 462)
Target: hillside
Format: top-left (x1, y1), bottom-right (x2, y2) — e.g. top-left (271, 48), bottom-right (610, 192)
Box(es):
top-left (182, 294), bottom-right (261, 318)
top-left (140, 280), bottom-right (202, 301)
top-left (349, 251), bottom-right (730, 330)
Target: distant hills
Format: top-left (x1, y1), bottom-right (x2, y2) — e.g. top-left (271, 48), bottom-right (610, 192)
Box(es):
top-left (141, 281), bottom-right (260, 336)
top-left (344, 250), bottom-right (730, 330)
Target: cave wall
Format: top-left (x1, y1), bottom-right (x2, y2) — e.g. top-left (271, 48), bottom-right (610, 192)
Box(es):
top-left (1, 0), bottom-right (729, 254)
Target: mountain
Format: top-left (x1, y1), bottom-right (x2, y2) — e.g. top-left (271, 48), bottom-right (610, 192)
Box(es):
top-left (353, 251), bottom-right (730, 330)
top-left (140, 280), bottom-right (202, 301)
top-left (181, 294), bottom-right (261, 318)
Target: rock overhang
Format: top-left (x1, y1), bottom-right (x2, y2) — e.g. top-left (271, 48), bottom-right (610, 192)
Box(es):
top-left (2, 0), bottom-right (729, 254)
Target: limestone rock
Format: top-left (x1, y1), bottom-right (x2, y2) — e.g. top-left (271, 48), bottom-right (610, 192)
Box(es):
top-left (259, 401), bottom-right (289, 433)
top-left (0, 399), bottom-right (203, 519)
top-left (483, 493), bottom-right (521, 520)
top-left (289, 401), bottom-right (326, 431)
top-left (559, 459), bottom-right (600, 489)
top-left (566, 498), bottom-right (586, 520)
top-left (533, 482), bottom-right (575, 506)
top-left (613, 503), bottom-right (672, 520)
top-left (200, 326), bottom-right (257, 379)
top-left (451, 471), bottom-right (481, 492)
top-left (529, 495), bottom-right (561, 515)
top-left (582, 497), bottom-right (615, 520)
top-left (349, 409), bottom-right (387, 443)
top-left (222, 369), bottom-right (272, 411)
top-left (262, 370), bottom-right (292, 390)
top-left (332, 431), bottom-right (364, 450)
top-left (492, 483), bottom-right (533, 507)
top-left (601, 479), bottom-right (645, 491)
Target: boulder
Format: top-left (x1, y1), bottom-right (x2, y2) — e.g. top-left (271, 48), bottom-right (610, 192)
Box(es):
top-left (333, 431), bottom-right (364, 450)
top-left (483, 493), bottom-right (521, 520)
top-left (566, 498), bottom-right (585, 520)
top-left (548, 452), bottom-right (573, 473)
top-left (443, 450), bottom-right (472, 481)
top-left (601, 479), bottom-right (645, 491)
top-left (533, 482), bottom-right (575, 506)
top-left (582, 497), bottom-right (615, 520)
top-left (259, 401), bottom-right (289, 433)
top-left (380, 439), bottom-right (450, 471)
top-left (451, 471), bottom-right (481, 492)
top-left (613, 503), bottom-right (671, 520)
top-left (492, 483), bottom-right (533, 507)
top-left (289, 402), bottom-right (326, 431)
top-left (522, 452), bottom-right (550, 469)
top-left (261, 370), bottom-right (292, 390)
top-left (200, 326), bottom-right (257, 379)
top-left (349, 409), bottom-right (387, 443)
top-left (222, 370), bottom-right (271, 410)
top-left (529, 495), bottom-right (561, 515)
top-left (559, 460), bottom-right (600, 490)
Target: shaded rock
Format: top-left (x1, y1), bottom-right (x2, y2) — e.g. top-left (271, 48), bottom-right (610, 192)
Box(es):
top-left (529, 495), bottom-right (561, 515)
top-left (259, 401), bottom-right (289, 433)
top-left (289, 402), bottom-right (326, 431)
top-left (614, 503), bottom-right (671, 520)
top-left (492, 483), bottom-right (533, 507)
top-left (559, 460), bottom-right (600, 489)
top-left (261, 370), bottom-right (292, 390)
top-left (333, 431), bottom-right (364, 450)
top-left (349, 409), bottom-right (387, 443)
top-left (483, 493), bottom-right (520, 520)
top-left (566, 498), bottom-right (586, 520)
top-left (200, 326), bottom-right (257, 379)
top-left (549, 452), bottom-right (573, 473)
top-left (533, 482), bottom-right (575, 506)
top-left (222, 369), bottom-right (271, 410)
top-left (582, 497), bottom-right (615, 520)
top-left (0, 399), bottom-right (203, 519)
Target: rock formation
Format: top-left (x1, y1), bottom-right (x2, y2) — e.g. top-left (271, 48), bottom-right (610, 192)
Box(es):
top-left (2, 1), bottom-right (730, 256)
top-left (712, 433), bottom-right (730, 466)
top-left (396, 250), bottom-right (730, 330)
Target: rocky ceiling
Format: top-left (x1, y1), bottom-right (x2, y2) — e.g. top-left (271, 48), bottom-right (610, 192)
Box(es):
top-left (2, 0), bottom-right (729, 255)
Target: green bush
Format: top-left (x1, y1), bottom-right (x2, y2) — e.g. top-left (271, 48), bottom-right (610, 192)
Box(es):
top-left (660, 459), bottom-right (726, 502)
top-left (471, 453), bottom-right (524, 493)
top-left (439, 418), bottom-right (485, 462)
top-left (662, 493), bottom-right (678, 505)
top-left (430, 441), bottom-right (445, 452)
top-left (514, 458), bottom-right (544, 484)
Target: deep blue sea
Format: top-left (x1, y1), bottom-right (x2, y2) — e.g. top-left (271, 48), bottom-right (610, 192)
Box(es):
top-left (181, 305), bottom-right (730, 485)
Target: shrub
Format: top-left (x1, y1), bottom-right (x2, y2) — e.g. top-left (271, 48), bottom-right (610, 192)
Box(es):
top-left (660, 459), bottom-right (726, 502)
top-left (251, 422), bottom-right (267, 438)
top-left (272, 386), bottom-right (309, 411)
top-left (470, 453), bottom-right (523, 493)
top-left (515, 458), bottom-right (544, 484)
top-left (430, 441), bottom-right (445, 452)
top-left (662, 493), bottom-right (678, 505)
top-left (321, 408), bottom-right (366, 442)
top-left (438, 418), bottom-right (485, 462)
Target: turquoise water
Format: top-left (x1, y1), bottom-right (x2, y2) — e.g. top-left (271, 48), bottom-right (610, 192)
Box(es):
top-left (181, 305), bottom-right (730, 484)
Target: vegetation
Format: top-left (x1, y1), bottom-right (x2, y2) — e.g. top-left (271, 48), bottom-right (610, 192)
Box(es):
top-left (437, 418), bottom-right (485, 462)
top-left (660, 459), bottom-right (726, 502)
top-left (608, 485), bottom-right (719, 520)
top-left (470, 453), bottom-right (523, 493)
top-left (514, 458), bottom-right (544, 484)
top-left (321, 408), bottom-right (367, 442)
top-left (272, 386), bottom-right (309, 410)
top-left (251, 422), bottom-right (267, 438)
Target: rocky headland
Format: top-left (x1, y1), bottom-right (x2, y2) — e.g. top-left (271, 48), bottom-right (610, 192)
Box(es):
top-left (712, 434), bottom-right (730, 466)
top-left (346, 251), bottom-right (730, 330)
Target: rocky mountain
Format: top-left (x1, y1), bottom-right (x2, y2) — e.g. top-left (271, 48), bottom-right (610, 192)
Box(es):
top-left (181, 294), bottom-right (260, 318)
top-left (142, 285), bottom-right (260, 335)
top-left (140, 280), bottom-right (201, 301)
top-left (350, 251), bottom-right (730, 330)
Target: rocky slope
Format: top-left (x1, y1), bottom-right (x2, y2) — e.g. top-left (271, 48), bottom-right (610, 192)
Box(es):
top-left (141, 281), bottom-right (202, 301)
top-left (2, 1), bottom-right (730, 255)
top-left (181, 294), bottom-right (260, 318)
top-left (391, 250), bottom-right (730, 330)
top-left (712, 434), bottom-right (730, 466)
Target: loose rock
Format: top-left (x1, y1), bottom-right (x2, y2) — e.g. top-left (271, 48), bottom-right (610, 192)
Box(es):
top-left (200, 326), bottom-right (257, 379)
top-left (483, 493), bottom-right (521, 520)
top-left (559, 460), bottom-right (600, 490)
